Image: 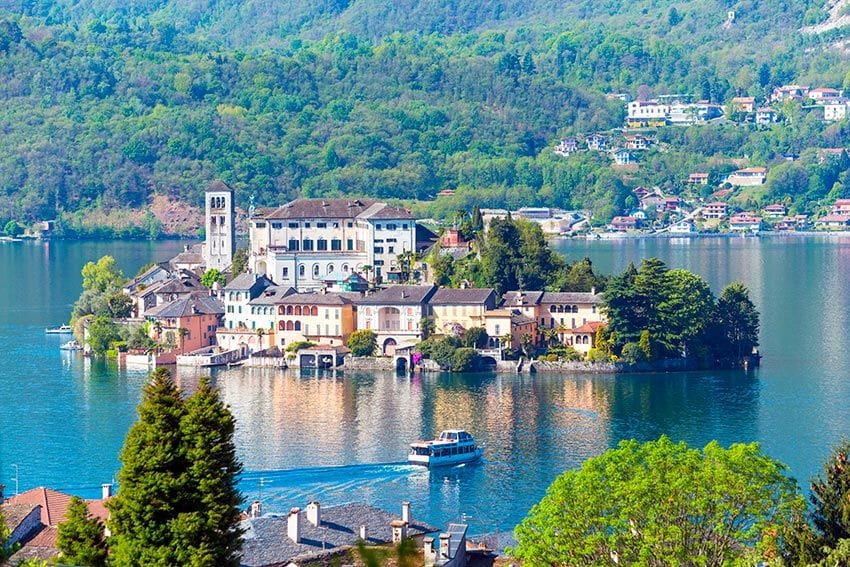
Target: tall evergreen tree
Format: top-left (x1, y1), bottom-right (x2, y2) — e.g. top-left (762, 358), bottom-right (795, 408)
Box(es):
top-left (177, 376), bottom-right (245, 566)
top-left (108, 367), bottom-right (191, 566)
top-left (57, 496), bottom-right (108, 567)
top-left (810, 438), bottom-right (850, 550)
top-left (715, 281), bottom-right (760, 359)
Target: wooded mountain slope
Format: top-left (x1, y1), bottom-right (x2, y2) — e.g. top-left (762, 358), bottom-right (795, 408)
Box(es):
top-left (0, 0), bottom-right (848, 228)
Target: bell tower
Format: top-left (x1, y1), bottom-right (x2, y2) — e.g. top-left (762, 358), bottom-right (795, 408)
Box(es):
top-left (204, 180), bottom-right (236, 271)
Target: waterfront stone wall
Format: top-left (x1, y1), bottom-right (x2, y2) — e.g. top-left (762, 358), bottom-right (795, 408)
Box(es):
top-left (343, 356), bottom-right (396, 371)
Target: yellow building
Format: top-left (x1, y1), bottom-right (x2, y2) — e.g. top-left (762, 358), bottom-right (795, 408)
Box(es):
top-left (428, 288), bottom-right (497, 335)
top-left (274, 292), bottom-right (356, 347)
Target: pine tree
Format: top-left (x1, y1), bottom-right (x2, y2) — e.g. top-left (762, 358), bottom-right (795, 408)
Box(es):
top-left (810, 438), bottom-right (850, 550)
top-left (108, 367), bottom-right (191, 566)
top-left (57, 496), bottom-right (108, 567)
top-left (178, 376), bottom-right (245, 566)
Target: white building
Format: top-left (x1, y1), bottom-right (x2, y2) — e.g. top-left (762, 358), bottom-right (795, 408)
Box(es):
top-left (204, 181), bottom-right (236, 271)
top-left (822, 98), bottom-right (850, 122)
top-left (355, 285), bottom-right (437, 355)
top-left (249, 199), bottom-right (417, 291)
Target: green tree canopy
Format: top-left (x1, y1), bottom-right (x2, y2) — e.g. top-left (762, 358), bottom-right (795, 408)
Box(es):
top-left (108, 368), bottom-right (192, 565)
top-left (201, 268), bottom-right (226, 289)
top-left (715, 281), bottom-right (760, 360)
top-left (177, 376), bottom-right (244, 565)
top-left (810, 438), bottom-right (850, 555)
top-left (57, 495), bottom-right (108, 567)
top-left (347, 329), bottom-right (377, 357)
top-left (511, 436), bottom-right (805, 566)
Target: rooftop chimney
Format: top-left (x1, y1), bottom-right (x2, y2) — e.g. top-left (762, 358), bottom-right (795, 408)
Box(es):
top-left (390, 519), bottom-right (407, 543)
top-left (250, 501), bottom-right (262, 519)
top-left (101, 483), bottom-right (113, 499)
top-left (401, 501), bottom-right (411, 525)
top-left (288, 508), bottom-right (301, 543)
top-left (306, 501), bottom-right (321, 527)
top-left (439, 533), bottom-right (452, 559)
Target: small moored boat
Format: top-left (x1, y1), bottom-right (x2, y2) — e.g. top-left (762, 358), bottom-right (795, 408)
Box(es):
top-left (408, 429), bottom-right (484, 467)
top-left (60, 340), bottom-right (82, 351)
top-left (45, 325), bottom-right (73, 335)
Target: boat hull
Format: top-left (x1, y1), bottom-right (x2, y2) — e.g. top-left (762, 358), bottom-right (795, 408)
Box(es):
top-left (408, 447), bottom-right (484, 467)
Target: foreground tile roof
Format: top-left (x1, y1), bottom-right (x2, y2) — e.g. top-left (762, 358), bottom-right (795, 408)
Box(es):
top-left (240, 503), bottom-right (438, 567)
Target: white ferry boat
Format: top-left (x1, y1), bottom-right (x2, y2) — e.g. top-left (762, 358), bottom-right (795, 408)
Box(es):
top-left (60, 340), bottom-right (82, 351)
top-left (408, 430), bottom-right (484, 467)
top-left (45, 325), bottom-right (73, 335)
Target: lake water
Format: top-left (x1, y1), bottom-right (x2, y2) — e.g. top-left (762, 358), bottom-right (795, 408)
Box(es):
top-left (1, 235), bottom-right (849, 540)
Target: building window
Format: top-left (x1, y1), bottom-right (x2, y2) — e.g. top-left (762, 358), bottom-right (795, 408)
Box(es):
top-left (255, 222), bottom-right (266, 228)
top-left (282, 267), bottom-right (289, 279)
top-left (299, 265), bottom-right (306, 277)
top-left (288, 239), bottom-right (299, 251)
top-left (331, 239), bottom-right (341, 251)
top-left (495, 324), bottom-right (501, 336)
top-left (342, 264), bottom-right (349, 272)
top-left (376, 224), bottom-right (382, 230)
top-left (303, 239), bottom-right (314, 251)
top-left (317, 239), bottom-right (328, 251)
top-left (387, 223), bottom-right (397, 230)
top-left (272, 222), bottom-right (282, 229)
top-left (402, 224), bottom-right (408, 229)
top-left (347, 222), bottom-right (353, 228)
top-left (288, 222), bottom-right (298, 228)
top-left (304, 222), bottom-right (311, 228)
top-left (375, 246), bottom-right (384, 254)
top-left (312, 264), bottom-right (320, 278)
top-left (327, 264), bottom-right (335, 274)
top-left (347, 239), bottom-right (354, 250)
top-left (294, 321), bottom-right (301, 331)
top-left (388, 246), bottom-right (394, 253)
top-left (317, 222), bottom-right (327, 228)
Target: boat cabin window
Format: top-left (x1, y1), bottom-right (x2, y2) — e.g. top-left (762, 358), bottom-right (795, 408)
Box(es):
top-left (410, 446), bottom-right (431, 456)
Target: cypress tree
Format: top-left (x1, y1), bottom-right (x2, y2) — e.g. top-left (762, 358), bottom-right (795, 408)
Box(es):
top-left (178, 376), bottom-right (245, 566)
top-left (108, 367), bottom-right (191, 566)
top-left (57, 496), bottom-right (108, 567)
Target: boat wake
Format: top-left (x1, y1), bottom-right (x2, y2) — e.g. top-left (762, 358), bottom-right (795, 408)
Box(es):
top-left (238, 462), bottom-right (427, 510)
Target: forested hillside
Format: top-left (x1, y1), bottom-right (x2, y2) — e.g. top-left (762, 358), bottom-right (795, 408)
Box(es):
top-left (1, 0), bottom-right (849, 231)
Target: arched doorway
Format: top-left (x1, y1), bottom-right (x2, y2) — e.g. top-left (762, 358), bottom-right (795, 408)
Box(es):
top-left (479, 356), bottom-right (498, 370)
top-left (395, 356), bottom-right (408, 374)
top-left (383, 338), bottom-right (398, 356)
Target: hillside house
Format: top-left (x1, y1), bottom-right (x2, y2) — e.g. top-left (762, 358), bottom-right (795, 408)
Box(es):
top-left (810, 87), bottom-right (842, 101)
top-left (729, 213), bottom-right (763, 233)
top-left (624, 135), bottom-right (651, 150)
top-left (755, 108), bottom-right (778, 125)
top-left (670, 220), bottom-right (696, 233)
top-left (611, 216), bottom-right (640, 232)
top-left (429, 288), bottom-right (498, 335)
top-left (822, 99), bottom-right (850, 122)
top-left (688, 173), bottom-right (709, 185)
top-left (586, 134), bottom-right (610, 151)
top-left (554, 137), bottom-right (579, 156)
top-left (611, 149), bottom-right (634, 165)
top-left (770, 85), bottom-right (809, 103)
top-left (832, 199), bottom-right (850, 215)
top-left (816, 214), bottom-right (850, 230)
top-left (727, 167), bottom-right (767, 186)
top-left (731, 97), bottom-right (755, 113)
top-left (702, 202), bottom-right (728, 219)
top-left (565, 321), bottom-right (604, 356)
top-left (763, 204), bottom-right (787, 218)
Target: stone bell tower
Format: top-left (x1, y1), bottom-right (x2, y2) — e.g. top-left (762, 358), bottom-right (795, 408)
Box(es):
top-left (204, 180), bottom-right (236, 271)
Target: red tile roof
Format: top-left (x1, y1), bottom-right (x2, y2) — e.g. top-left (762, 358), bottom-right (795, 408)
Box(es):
top-left (571, 321), bottom-right (604, 334)
top-left (7, 487), bottom-right (110, 526)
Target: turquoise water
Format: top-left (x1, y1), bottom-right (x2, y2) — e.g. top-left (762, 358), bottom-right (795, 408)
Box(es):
top-left (1, 236), bottom-right (849, 539)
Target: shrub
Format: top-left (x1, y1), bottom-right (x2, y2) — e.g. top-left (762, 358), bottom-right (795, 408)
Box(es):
top-left (347, 330), bottom-right (377, 357)
top-left (462, 326), bottom-right (489, 349)
top-left (621, 342), bottom-right (647, 365)
top-left (286, 340), bottom-right (316, 353)
top-left (451, 348), bottom-right (480, 372)
top-left (587, 348), bottom-right (611, 363)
